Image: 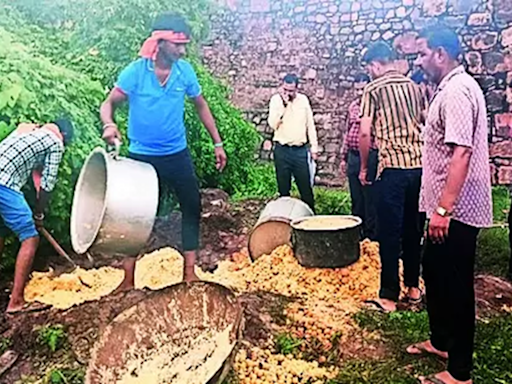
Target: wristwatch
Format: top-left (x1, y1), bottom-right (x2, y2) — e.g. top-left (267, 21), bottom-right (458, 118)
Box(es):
top-left (435, 206), bottom-right (451, 217)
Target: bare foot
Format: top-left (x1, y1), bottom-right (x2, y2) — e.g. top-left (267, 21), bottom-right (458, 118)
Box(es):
top-left (6, 301), bottom-right (51, 315)
top-left (420, 371), bottom-right (472, 384)
top-left (408, 287), bottom-right (422, 301)
top-left (5, 299), bottom-right (26, 314)
top-left (407, 340), bottom-right (448, 359)
top-left (183, 268), bottom-right (200, 282)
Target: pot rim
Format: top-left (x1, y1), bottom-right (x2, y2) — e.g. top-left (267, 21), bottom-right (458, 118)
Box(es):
top-left (70, 147), bottom-right (110, 255)
top-left (290, 215), bottom-right (363, 232)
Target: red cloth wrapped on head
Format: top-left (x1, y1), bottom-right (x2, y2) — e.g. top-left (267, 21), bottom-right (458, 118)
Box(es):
top-left (139, 30), bottom-right (191, 60)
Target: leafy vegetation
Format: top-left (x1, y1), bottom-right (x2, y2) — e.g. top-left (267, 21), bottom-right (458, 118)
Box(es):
top-left (476, 186), bottom-right (510, 277)
top-left (44, 367), bottom-right (84, 384)
top-left (274, 332), bottom-right (303, 356)
top-left (492, 186), bottom-right (511, 223)
top-left (0, 337), bottom-right (12, 355)
top-left (0, 0), bottom-right (260, 195)
top-left (314, 188), bottom-right (351, 216)
top-left (0, 26), bottom-right (105, 257)
top-left (352, 310), bottom-right (512, 384)
top-left (476, 228), bottom-right (510, 277)
top-left (0, 0), bottom-right (259, 265)
top-left (37, 325), bottom-right (67, 353)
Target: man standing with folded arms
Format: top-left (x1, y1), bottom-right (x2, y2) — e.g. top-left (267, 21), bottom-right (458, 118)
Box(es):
top-left (407, 26), bottom-right (492, 384)
top-left (100, 13), bottom-right (227, 290)
top-left (359, 41), bottom-right (425, 313)
top-left (268, 74), bottom-right (318, 212)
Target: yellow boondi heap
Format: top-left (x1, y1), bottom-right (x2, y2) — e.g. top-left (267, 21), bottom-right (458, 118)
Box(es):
top-left (24, 241), bottom-right (383, 383)
top-left (25, 241), bottom-right (381, 310)
top-left (24, 248), bottom-right (186, 309)
top-left (234, 346), bottom-right (339, 384)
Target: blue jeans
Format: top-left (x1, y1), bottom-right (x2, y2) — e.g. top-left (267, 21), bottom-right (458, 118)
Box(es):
top-left (0, 185), bottom-right (39, 242)
top-left (376, 168), bottom-right (425, 301)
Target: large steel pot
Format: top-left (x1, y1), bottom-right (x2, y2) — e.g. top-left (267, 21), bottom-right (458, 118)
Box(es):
top-left (248, 197), bottom-right (314, 260)
top-left (291, 215), bottom-right (362, 268)
top-left (70, 145), bottom-right (159, 258)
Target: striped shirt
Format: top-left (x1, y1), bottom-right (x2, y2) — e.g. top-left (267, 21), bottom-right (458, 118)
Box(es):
top-left (0, 129), bottom-right (64, 192)
top-left (361, 71), bottom-right (424, 176)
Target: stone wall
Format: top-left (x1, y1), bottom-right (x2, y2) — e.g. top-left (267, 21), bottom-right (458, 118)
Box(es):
top-left (202, 0), bottom-right (512, 186)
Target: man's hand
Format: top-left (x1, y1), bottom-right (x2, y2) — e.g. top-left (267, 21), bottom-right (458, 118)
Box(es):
top-left (428, 212), bottom-right (450, 244)
top-left (311, 152), bottom-right (318, 161)
top-left (102, 125), bottom-right (122, 145)
top-left (34, 213), bottom-right (44, 230)
top-left (278, 88), bottom-right (290, 106)
top-left (339, 161), bottom-right (347, 176)
top-left (359, 169), bottom-right (371, 186)
top-left (215, 147), bottom-right (228, 172)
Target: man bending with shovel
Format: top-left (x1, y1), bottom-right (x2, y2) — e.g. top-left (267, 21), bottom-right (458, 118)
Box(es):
top-left (100, 13), bottom-right (227, 289)
top-left (0, 119), bottom-right (74, 314)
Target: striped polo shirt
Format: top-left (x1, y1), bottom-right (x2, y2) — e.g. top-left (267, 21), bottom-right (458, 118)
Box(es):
top-left (360, 70), bottom-right (424, 176)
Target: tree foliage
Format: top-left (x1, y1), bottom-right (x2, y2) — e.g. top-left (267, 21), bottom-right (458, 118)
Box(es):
top-left (0, 27), bottom-right (105, 244)
top-left (0, 0), bottom-right (260, 255)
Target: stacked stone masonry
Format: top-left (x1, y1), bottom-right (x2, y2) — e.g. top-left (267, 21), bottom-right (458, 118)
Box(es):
top-left (202, 0), bottom-right (512, 186)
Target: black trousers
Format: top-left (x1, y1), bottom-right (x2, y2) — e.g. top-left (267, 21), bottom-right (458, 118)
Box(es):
top-left (274, 143), bottom-right (315, 211)
top-left (423, 220), bottom-right (480, 382)
top-left (376, 168), bottom-right (425, 301)
top-left (347, 149), bottom-right (378, 241)
top-left (129, 149), bottom-right (201, 251)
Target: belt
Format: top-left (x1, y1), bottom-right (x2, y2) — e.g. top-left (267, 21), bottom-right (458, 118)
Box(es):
top-left (275, 142), bottom-right (307, 149)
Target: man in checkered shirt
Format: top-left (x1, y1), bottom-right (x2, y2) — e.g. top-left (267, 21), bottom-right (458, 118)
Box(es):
top-left (0, 119), bottom-right (73, 314)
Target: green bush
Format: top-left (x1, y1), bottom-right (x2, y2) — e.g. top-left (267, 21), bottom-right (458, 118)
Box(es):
top-left (232, 163), bottom-right (278, 200)
top-left (0, 0), bottom-right (259, 268)
top-left (0, 27), bottom-right (105, 248)
top-left (492, 186), bottom-right (511, 223)
top-left (1, 0), bottom-right (261, 194)
top-left (314, 188), bottom-right (351, 216)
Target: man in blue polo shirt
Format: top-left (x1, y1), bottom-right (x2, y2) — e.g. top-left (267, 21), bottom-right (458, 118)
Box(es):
top-left (100, 13), bottom-right (227, 289)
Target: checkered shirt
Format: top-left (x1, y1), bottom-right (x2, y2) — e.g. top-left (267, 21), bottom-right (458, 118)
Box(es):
top-left (0, 129), bottom-right (64, 192)
top-left (341, 99), bottom-right (378, 160)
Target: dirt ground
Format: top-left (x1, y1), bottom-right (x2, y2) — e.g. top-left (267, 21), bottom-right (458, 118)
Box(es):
top-left (0, 190), bottom-right (511, 383)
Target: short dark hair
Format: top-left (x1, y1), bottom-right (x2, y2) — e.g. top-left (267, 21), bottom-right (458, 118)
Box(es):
top-left (419, 25), bottom-right (461, 60)
top-left (152, 13), bottom-right (192, 37)
top-left (54, 118), bottom-right (74, 145)
top-left (354, 73), bottom-right (370, 83)
top-left (362, 41), bottom-right (396, 64)
top-left (283, 73), bottom-right (299, 86)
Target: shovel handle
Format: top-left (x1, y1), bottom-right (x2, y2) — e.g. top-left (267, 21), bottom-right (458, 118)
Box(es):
top-left (39, 227), bottom-right (76, 266)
